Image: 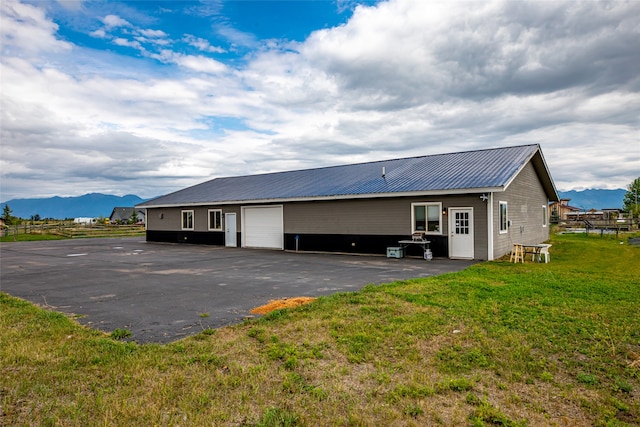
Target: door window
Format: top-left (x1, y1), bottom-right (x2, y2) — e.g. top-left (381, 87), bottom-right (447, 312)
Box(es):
top-left (455, 211), bottom-right (469, 235)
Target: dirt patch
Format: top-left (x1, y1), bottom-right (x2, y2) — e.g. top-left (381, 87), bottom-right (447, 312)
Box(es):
top-left (250, 297), bottom-right (316, 315)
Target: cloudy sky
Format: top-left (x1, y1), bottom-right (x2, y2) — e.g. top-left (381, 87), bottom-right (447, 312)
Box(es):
top-left (1, 0), bottom-right (638, 201)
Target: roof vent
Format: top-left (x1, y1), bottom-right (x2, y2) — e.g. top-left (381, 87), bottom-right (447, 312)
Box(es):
top-left (382, 166), bottom-right (386, 178)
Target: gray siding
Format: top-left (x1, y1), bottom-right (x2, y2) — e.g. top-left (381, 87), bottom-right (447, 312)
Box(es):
top-left (146, 206), bottom-right (241, 232)
top-left (284, 195), bottom-right (489, 260)
top-left (284, 199), bottom-right (410, 235)
top-left (146, 195), bottom-right (492, 259)
top-left (493, 162), bottom-right (550, 259)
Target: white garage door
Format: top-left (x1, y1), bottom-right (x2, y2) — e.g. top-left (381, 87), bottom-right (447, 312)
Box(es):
top-left (242, 205), bottom-right (284, 249)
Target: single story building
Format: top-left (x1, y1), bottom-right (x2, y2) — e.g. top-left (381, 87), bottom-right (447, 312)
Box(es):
top-left (137, 144), bottom-right (558, 260)
top-left (73, 217), bottom-right (96, 224)
top-left (565, 209), bottom-right (623, 222)
top-left (109, 207), bottom-right (146, 224)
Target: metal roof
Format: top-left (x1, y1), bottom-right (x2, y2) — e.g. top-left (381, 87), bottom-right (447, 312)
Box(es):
top-left (138, 144), bottom-right (558, 208)
top-left (109, 207), bottom-right (146, 221)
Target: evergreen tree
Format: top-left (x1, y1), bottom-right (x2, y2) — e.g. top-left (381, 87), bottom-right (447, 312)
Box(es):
top-left (2, 204), bottom-right (14, 225)
top-left (623, 177), bottom-right (640, 218)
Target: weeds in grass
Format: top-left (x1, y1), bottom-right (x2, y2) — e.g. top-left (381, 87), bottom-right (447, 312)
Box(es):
top-left (256, 407), bottom-right (299, 427)
top-left (247, 327), bottom-right (267, 343)
top-left (577, 372), bottom-right (599, 385)
top-left (200, 327), bottom-right (215, 336)
top-left (110, 328), bottom-right (132, 340)
top-left (403, 403), bottom-right (424, 418)
top-left (614, 377), bottom-right (634, 394)
top-left (467, 393), bottom-right (525, 427)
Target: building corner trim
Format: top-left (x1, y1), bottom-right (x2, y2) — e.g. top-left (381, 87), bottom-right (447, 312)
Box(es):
top-left (487, 192), bottom-right (494, 260)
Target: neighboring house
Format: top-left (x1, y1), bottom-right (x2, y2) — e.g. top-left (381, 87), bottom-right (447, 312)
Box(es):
top-left (137, 144), bottom-right (558, 260)
top-left (549, 198), bottom-right (580, 221)
top-left (109, 207), bottom-right (146, 224)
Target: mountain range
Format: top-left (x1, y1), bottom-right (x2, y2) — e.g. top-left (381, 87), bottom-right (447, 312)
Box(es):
top-left (0, 189), bottom-right (627, 220)
top-left (558, 189), bottom-right (626, 210)
top-left (1, 193), bottom-right (145, 219)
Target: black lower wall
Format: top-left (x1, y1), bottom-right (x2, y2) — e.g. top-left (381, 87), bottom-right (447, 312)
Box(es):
top-left (284, 233), bottom-right (448, 257)
top-left (146, 230), bottom-right (448, 257)
top-left (146, 230), bottom-right (231, 245)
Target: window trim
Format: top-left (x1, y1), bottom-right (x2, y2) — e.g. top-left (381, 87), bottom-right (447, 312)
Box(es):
top-left (181, 210), bottom-right (194, 230)
top-left (499, 201), bottom-right (508, 234)
top-left (411, 202), bottom-right (443, 235)
top-left (208, 209), bottom-right (223, 231)
top-left (542, 205), bottom-right (548, 228)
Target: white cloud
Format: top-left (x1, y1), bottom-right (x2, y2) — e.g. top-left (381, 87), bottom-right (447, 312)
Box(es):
top-left (172, 54), bottom-right (227, 74)
top-left (93, 16), bottom-right (170, 51)
top-left (149, 50), bottom-right (227, 75)
top-left (113, 37), bottom-right (143, 50)
top-left (216, 24), bottom-right (257, 49)
top-left (183, 34), bottom-right (226, 53)
top-left (0, 0), bottom-right (72, 57)
top-left (1, 0), bottom-right (639, 201)
top-left (90, 28), bottom-right (106, 38)
top-left (139, 28), bottom-right (167, 38)
top-left (102, 14), bottom-right (131, 28)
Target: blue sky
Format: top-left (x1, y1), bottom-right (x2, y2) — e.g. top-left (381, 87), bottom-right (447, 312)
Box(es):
top-left (1, 0), bottom-right (639, 201)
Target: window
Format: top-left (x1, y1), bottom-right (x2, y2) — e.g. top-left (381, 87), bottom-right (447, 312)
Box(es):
top-left (208, 209), bottom-right (222, 231)
top-left (542, 205), bottom-right (548, 227)
top-left (499, 201), bottom-right (508, 233)
top-left (181, 210), bottom-right (194, 230)
top-left (412, 202), bottom-right (442, 234)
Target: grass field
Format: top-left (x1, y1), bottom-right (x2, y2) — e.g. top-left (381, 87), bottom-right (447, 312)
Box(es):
top-left (1, 233), bottom-right (638, 426)
top-left (0, 233), bottom-right (67, 242)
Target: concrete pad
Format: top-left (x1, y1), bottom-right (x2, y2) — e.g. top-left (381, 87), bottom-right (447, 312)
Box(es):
top-left (0, 238), bottom-right (476, 343)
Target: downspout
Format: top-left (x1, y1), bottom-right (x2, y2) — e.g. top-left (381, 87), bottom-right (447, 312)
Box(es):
top-left (487, 192), bottom-right (494, 260)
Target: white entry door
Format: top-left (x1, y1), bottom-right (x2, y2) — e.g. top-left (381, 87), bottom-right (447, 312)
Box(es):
top-left (449, 207), bottom-right (474, 259)
top-left (225, 213), bottom-right (237, 247)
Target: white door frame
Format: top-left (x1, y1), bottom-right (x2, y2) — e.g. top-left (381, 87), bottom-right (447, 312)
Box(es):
top-left (225, 213), bottom-right (237, 247)
top-left (448, 207), bottom-right (474, 259)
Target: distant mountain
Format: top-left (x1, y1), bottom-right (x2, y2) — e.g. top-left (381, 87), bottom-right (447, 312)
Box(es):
top-left (1, 193), bottom-right (146, 219)
top-left (558, 189), bottom-right (626, 210)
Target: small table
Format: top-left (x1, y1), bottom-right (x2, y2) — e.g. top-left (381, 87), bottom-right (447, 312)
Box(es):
top-left (522, 244), bottom-right (552, 263)
top-left (398, 239), bottom-right (431, 259)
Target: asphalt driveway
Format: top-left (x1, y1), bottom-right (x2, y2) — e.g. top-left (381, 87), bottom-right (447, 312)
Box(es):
top-left (1, 238), bottom-right (476, 343)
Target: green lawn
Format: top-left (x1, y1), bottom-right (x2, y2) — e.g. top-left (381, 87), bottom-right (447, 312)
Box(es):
top-left (0, 232), bottom-right (67, 242)
top-left (1, 233), bottom-right (639, 426)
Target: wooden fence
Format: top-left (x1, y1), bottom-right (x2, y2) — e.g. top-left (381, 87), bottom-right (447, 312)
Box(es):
top-left (1, 224), bottom-right (145, 239)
